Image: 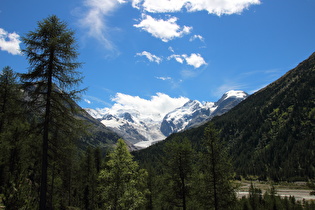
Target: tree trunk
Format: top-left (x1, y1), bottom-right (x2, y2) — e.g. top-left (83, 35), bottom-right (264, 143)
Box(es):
top-left (39, 49), bottom-right (54, 210)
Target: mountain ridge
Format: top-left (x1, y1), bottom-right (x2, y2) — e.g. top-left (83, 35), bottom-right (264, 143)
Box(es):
top-left (133, 52), bottom-right (315, 180)
top-left (85, 90), bottom-right (248, 148)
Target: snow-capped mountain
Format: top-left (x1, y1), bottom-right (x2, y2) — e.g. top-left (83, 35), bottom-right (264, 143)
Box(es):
top-left (85, 90), bottom-right (248, 149)
top-left (161, 90), bottom-right (248, 137)
top-left (160, 100), bottom-right (216, 137)
top-left (84, 108), bottom-right (166, 145)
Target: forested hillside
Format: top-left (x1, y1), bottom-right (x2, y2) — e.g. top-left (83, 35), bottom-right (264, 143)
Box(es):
top-left (0, 16), bottom-right (120, 209)
top-left (1, 14), bottom-right (315, 209)
top-left (134, 52), bottom-right (315, 181)
top-left (214, 52), bottom-right (315, 181)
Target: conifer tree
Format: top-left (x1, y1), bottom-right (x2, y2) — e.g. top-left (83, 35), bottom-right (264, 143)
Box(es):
top-left (0, 66), bottom-right (21, 134)
top-left (20, 15), bottom-right (84, 209)
top-left (81, 147), bottom-right (100, 210)
top-left (98, 139), bottom-right (148, 209)
top-left (0, 66), bottom-right (36, 208)
top-left (196, 123), bottom-right (236, 210)
top-left (161, 137), bottom-right (194, 209)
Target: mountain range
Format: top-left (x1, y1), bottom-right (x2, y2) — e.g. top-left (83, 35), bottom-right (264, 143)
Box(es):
top-left (85, 90), bottom-right (248, 149)
top-left (133, 52), bottom-right (315, 181)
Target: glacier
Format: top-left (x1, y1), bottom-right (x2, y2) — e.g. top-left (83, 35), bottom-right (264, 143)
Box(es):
top-left (85, 90), bottom-right (248, 149)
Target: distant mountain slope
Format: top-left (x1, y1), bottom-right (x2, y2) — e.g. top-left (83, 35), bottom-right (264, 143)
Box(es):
top-left (134, 52), bottom-right (315, 181)
top-left (22, 84), bottom-right (121, 152)
top-left (213, 52), bottom-right (315, 180)
top-left (85, 91), bottom-right (248, 148)
top-left (76, 108), bottom-right (121, 151)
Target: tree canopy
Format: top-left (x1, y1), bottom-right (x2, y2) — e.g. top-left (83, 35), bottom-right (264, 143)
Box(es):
top-left (20, 15), bottom-right (85, 209)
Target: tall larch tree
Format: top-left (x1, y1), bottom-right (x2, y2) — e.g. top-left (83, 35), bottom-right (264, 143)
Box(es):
top-left (20, 15), bottom-right (84, 210)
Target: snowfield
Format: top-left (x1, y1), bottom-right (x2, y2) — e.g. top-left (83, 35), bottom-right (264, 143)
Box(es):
top-left (85, 90), bottom-right (248, 148)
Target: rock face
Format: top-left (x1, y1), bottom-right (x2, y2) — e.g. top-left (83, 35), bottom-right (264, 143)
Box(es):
top-left (85, 90), bottom-right (248, 148)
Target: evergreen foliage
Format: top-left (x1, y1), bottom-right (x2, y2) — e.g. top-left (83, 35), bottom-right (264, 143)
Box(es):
top-left (1, 15), bottom-right (315, 209)
top-left (0, 66), bottom-right (38, 209)
top-left (98, 139), bottom-right (149, 209)
top-left (195, 124), bottom-right (237, 210)
top-left (0, 16), bottom-right (120, 209)
top-left (20, 15), bottom-right (85, 209)
top-left (212, 52), bottom-right (315, 180)
top-left (237, 184), bottom-right (315, 210)
top-left (135, 52), bottom-right (315, 182)
top-left (161, 137), bottom-right (194, 209)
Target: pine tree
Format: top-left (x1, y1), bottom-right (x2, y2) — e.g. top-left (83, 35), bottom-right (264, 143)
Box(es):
top-left (161, 137), bottom-right (194, 209)
top-left (20, 15), bottom-right (84, 209)
top-left (98, 139), bottom-right (148, 209)
top-left (0, 66), bottom-right (37, 208)
top-left (196, 123), bottom-right (236, 210)
top-left (0, 66), bottom-right (21, 134)
top-left (80, 147), bottom-right (100, 210)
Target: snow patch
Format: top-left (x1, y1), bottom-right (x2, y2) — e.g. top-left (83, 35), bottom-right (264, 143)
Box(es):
top-left (224, 90), bottom-right (248, 100)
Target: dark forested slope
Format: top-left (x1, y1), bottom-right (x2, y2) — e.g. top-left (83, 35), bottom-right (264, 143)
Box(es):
top-left (76, 108), bottom-right (121, 151)
top-left (134, 52), bottom-right (315, 181)
top-left (213, 52), bottom-right (315, 180)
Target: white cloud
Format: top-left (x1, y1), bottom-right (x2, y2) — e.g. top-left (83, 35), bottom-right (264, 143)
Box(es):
top-left (136, 51), bottom-right (162, 63)
top-left (168, 53), bottom-right (207, 68)
top-left (190, 34), bottom-right (204, 42)
top-left (168, 54), bottom-right (184, 64)
top-left (100, 92), bottom-right (189, 121)
top-left (156, 76), bottom-right (172, 81)
top-left (134, 14), bottom-right (192, 42)
top-left (168, 46), bottom-right (175, 52)
top-left (182, 53), bottom-right (207, 68)
top-left (84, 99), bottom-right (92, 104)
top-left (0, 28), bottom-right (21, 55)
top-left (79, 0), bottom-right (126, 51)
top-left (131, 0), bottom-right (143, 9)
top-left (132, 0), bottom-right (260, 15)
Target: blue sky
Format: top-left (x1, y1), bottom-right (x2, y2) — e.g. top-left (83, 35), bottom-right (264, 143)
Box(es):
top-left (1, 0), bottom-right (315, 110)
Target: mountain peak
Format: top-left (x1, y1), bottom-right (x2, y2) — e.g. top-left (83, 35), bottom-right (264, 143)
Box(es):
top-left (85, 91), bottom-right (248, 149)
top-left (159, 91), bottom-right (248, 140)
top-left (223, 90), bottom-right (248, 100)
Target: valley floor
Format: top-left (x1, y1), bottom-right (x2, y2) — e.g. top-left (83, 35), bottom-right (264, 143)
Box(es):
top-left (236, 181), bottom-right (315, 201)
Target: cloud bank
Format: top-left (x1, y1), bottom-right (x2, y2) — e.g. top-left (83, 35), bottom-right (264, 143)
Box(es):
top-left (78, 0), bottom-right (260, 55)
top-left (132, 0), bottom-right (260, 15)
top-left (0, 28), bottom-right (21, 55)
top-left (97, 92), bottom-right (189, 121)
top-left (134, 14), bottom-right (192, 42)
